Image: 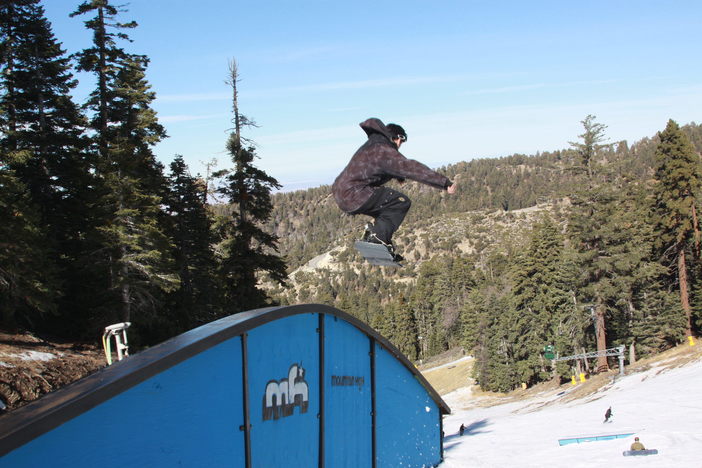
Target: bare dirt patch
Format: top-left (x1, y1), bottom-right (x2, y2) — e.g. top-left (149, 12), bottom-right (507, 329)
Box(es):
top-left (422, 357), bottom-right (474, 396)
top-left (0, 331), bottom-right (105, 412)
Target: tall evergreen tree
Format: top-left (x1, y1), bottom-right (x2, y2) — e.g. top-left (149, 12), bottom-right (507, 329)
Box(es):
top-left (409, 258), bottom-right (444, 359)
top-left (509, 215), bottom-right (576, 385)
top-left (0, 0), bottom-right (94, 334)
top-left (568, 114), bottom-right (610, 179)
top-left (0, 152), bottom-right (58, 329)
top-left (651, 119), bottom-right (702, 338)
top-left (567, 115), bottom-right (618, 371)
top-left (469, 289), bottom-right (517, 392)
top-left (71, 2), bottom-right (177, 338)
top-left (215, 60), bottom-right (287, 313)
top-left (163, 156), bottom-right (218, 330)
top-left (568, 186), bottom-right (622, 370)
top-left (0, 0), bottom-right (88, 196)
top-left (392, 295), bottom-right (419, 361)
top-left (70, 0), bottom-right (136, 160)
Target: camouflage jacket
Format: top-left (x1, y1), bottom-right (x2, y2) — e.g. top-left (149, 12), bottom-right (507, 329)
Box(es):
top-left (332, 118), bottom-right (451, 213)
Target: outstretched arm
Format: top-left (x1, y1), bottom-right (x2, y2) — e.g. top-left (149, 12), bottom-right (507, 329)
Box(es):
top-left (380, 147), bottom-right (452, 190)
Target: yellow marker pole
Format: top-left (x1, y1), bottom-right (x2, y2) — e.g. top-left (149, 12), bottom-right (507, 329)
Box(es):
top-left (689, 336), bottom-right (696, 346)
top-left (579, 372), bottom-right (586, 383)
top-left (571, 376), bottom-right (577, 385)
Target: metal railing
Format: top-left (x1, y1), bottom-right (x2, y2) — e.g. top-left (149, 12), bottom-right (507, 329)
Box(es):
top-left (553, 345), bottom-right (625, 376)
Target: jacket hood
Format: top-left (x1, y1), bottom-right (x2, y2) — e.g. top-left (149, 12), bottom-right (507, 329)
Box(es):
top-left (359, 118), bottom-right (394, 142)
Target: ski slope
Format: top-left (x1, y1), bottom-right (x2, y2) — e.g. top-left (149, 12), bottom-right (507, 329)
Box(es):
top-left (439, 353), bottom-right (702, 467)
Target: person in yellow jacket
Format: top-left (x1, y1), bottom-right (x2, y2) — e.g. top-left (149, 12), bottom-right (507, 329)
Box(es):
top-left (630, 437), bottom-right (646, 451)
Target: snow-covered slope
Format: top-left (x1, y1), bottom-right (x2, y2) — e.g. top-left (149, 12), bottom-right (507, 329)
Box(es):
top-left (439, 352), bottom-right (702, 468)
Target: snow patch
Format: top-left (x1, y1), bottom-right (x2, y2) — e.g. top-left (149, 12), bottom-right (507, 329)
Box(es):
top-left (2, 351), bottom-right (59, 362)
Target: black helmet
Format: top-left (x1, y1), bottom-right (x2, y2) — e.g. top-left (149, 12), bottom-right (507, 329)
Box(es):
top-left (386, 123), bottom-right (407, 142)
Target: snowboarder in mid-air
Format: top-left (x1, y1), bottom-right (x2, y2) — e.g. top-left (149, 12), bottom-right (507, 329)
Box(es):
top-left (332, 118), bottom-right (456, 263)
top-left (603, 406), bottom-right (613, 423)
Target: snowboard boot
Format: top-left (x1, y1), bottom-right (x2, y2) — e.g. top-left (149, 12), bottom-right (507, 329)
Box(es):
top-left (361, 222), bottom-right (375, 242)
top-left (387, 243), bottom-right (404, 263)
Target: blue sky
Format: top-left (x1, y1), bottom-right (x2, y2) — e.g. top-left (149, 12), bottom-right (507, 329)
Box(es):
top-left (43, 1), bottom-right (702, 191)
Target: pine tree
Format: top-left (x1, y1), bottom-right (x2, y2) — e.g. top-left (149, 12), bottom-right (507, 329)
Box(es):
top-left (164, 156), bottom-right (219, 330)
top-left (469, 289), bottom-right (518, 392)
top-left (215, 60), bottom-right (287, 313)
top-left (392, 296), bottom-right (419, 361)
top-left (651, 119), bottom-right (702, 338)
top-left (509, 215), bottom-right (575, 385)
top-left (0, 0), bottom-right (88, 201)
top-left (0, 153), bottom-right (58, 329)
top-left (70, 0), bottom-right (137, 160)
top-left (0, 0), bottom-right (94, 333)
top-left (409, 258), bottom-right (444, 359)
top-left (567, 115), bottom-right (619, 371)
top-left (568, 114), bottom-right (610, 179)
top-left (71, 2), bottom-right (178, 338)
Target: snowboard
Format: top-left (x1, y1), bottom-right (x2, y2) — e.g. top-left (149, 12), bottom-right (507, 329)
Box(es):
top-left (354, 241), bottom-right (402, 267)
top-left (622, 449), bottom-right (658, 456)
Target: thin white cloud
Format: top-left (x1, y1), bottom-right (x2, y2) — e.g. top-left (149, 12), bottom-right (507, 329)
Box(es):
top-left (158, 92), bottom-right (229, 103)
top-left (160, 113), bottom-right (227, 123)
top-left (254, 125), bottom-right (353, 146)
top-left (666, 84), bottom-right (702, 96)
top-left (156, 76), bottom-right (461, 104)
top-left (284, 75), bottom-right (467, 93)
top-left (461, 79), bottom-right (617, 96)
top-left (268, 45), bottom-right (340, 63)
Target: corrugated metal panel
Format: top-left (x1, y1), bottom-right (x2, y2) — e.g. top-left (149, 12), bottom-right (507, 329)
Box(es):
top-left (324, 314), bottom-right (372, 467)
top-left (1, 338), bottom-right (245, 467)
top-left (375, 342), bottom-right (442, 467)
top-left (247, 314), bottom-right (320, 467)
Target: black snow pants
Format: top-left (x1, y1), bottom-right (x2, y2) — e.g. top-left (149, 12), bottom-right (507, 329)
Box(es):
top-left (351, 187), bottom-right (411, 244)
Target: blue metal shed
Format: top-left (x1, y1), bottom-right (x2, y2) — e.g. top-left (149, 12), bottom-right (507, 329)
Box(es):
top-left (0, 304), bottom-right (450, 467)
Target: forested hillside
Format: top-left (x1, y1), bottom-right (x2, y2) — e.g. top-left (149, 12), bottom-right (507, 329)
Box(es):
top-left (266, 121), bottom-right (702, 392)
top-left (268, 129), bottom-right (663, 270)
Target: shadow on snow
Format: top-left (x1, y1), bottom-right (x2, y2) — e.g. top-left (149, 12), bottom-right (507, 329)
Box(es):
top-left (443, 418), bottom-right (491, 452)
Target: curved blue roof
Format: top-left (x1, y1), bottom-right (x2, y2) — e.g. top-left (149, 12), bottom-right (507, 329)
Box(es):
top-left (0, 303), bottom-right (450, 458)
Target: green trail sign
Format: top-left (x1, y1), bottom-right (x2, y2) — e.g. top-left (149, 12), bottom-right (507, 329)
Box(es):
top-left (543, 345), bottom-right (555, 360)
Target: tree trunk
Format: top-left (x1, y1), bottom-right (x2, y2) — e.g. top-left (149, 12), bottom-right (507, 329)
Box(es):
top-left (121, 282), bottom-right (130, 323)
top-left (629, 342), bottom-right (636, 364)
top-left (678, 249), bottom-right (692, 337)
top-left (692, 203), bottom-right (700, 257)
top-left (595, 303), bottom-right (609, 371)
top-left (97, 6), bottom-right (109, 160)
top-left (581, 347), bottom-right (591, 373)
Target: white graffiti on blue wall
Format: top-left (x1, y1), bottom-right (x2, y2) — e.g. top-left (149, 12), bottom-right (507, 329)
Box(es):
top-left (262, 363), bottom-right (309, 421)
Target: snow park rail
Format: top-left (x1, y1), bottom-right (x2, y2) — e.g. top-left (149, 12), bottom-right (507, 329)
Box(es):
top-left (558, 432), bottom-right (635, 446)
top-left (0, 304), bottom-right (450, 467)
